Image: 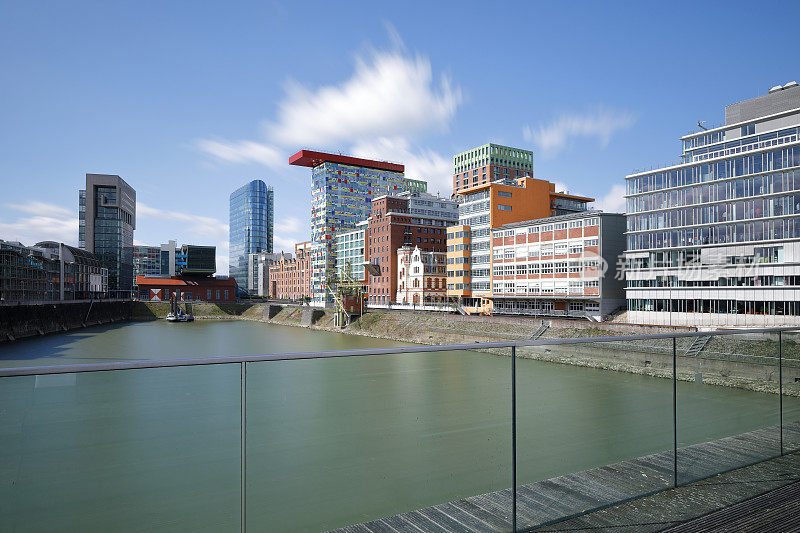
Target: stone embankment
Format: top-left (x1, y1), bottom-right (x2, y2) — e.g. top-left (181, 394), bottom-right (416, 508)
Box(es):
top-left (0, 301), bottom-right (132, 342)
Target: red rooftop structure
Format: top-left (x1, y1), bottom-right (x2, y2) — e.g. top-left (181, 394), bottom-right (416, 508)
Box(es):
top-left (136, 276), bottom-right (237, 303)
top-left (289, 150), bottom-right (404, 173)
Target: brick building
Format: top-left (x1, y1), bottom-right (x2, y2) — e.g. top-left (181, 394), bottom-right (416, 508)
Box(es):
top-left (365, 191), bottom-right (457, 306)
top-left (268, 241), bottom-right (312, 300)
top-left (135, 275), bottom-right (237, 303)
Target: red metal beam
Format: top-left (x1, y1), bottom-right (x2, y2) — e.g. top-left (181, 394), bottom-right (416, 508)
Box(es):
top-left (289, 150), bottom-right (404, 172)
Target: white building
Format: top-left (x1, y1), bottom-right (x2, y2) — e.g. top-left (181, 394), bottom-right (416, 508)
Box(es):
top-left (625, 82), bottom-right (800, 326)
top-left (395, 245), bottom-right (447, 305)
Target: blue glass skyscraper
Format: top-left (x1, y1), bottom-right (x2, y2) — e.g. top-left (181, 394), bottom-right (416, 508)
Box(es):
top-left (229, 180), bottom-right (273, 294)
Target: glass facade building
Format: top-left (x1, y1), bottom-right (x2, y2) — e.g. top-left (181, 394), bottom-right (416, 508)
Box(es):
top-left (80, 174), bottom-right (136, 297)
top-left (625, 83), bottom-right (800, 326)
top-left (229, 180), bottom-right (274, 294)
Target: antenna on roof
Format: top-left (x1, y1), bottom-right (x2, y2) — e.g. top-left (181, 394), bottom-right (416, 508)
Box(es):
top-left (697, 120), bottom-right (708, 131)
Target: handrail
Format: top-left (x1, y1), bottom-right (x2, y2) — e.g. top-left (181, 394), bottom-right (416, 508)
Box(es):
top-left (1, 327), bottom-right (798, 378)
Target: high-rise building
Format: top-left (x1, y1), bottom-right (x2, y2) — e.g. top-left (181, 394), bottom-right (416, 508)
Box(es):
top-left (453, 143), bottom-right (534, 194)
top-left (229, 180), bottom-right (274, 293)
top-left (446, 176), bottom-right (594, 313)
top-left (289, 150), bottom-right (427, 305)
top-left (365, 191), bottom-right (458, 305)
top-left (79, 174), bottom-right (136, 297)
top-left (625, 82), bottom-right (800, 327)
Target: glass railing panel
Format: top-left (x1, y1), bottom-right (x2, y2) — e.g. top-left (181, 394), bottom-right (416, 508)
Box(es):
top-left (245, 348), bottom-right (513, 532)
top-left (676, 331), bottom-right (781, 485)
top-left (514, 338), bottom-right (673, 530)
top-left (0, 365), bottom-right (241, 532)
top-left (781, 331), bottom-right (800, 454)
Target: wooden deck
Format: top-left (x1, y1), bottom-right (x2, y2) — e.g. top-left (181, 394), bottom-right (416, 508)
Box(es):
top-left (331, 423), bottom-right (800, 533)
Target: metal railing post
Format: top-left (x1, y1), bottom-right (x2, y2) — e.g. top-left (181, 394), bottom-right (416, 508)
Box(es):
top-left (241, 362), bottom-right (247, 533)
top-left (673, 337), bottom-right (677, 488)
top-left (511, 344), bottom-right (517, 532)
top-left (779, 331), bottom-right (783, 456)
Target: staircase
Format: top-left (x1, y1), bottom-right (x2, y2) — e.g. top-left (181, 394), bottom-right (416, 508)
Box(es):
top-left (684, 335), bottom-right (713, 357)
top-left (455, 304), bottom-right (468, 316)
top-left (531, 321), bottom-right (549, 340)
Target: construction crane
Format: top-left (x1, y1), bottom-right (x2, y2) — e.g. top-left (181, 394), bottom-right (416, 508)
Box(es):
top-left (326, 260), bottom-right (366, 328)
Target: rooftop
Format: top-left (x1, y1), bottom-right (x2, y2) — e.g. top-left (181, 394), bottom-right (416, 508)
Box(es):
top-left (496, 209), bottom-right (618, 230)
top-left (289, 150), bottom-right (404, 172)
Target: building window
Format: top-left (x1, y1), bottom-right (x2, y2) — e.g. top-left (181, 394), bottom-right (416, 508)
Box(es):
top-left (498, 190), bottom-right (512, 198)
top-left (498, 205), bottom-right (512, 211)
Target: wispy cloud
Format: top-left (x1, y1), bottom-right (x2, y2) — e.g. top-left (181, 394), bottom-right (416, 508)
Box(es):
top-left (0, 201), bottom-right (77, 245)
top-left (523, 107), bottom-right (636, 158)
top-left (137, 202), bottom-right (228, 241)
top-left (593, 183), bottom-right (626, 213)
top-left (195, 30), bottom-right (461, 178)
top-left (273, 216), bottom-right (304, 253)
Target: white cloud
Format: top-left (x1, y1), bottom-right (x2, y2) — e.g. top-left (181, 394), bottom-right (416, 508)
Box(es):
top-left (274, 216), bottom-right (302, 235)
top-left (523, 107), bottom-right (636, 157)
top-left (195, 139), bottom-right (284, 168)
top-left (274, 235), bottom-right (297, 253)
top-left (196, 34), bottom-right (462, 183)
top-left (266, 50), bottom-right (461, 147)
top-left (351, 137), bottom-right (452, 196)
top-left (0, 201), bottom-right (78, 246)
top-left (594, 183), bottom-right (626, 213)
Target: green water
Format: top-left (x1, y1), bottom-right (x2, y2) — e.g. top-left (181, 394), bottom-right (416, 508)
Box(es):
top-left (0, 321), bottom-right (795, 532)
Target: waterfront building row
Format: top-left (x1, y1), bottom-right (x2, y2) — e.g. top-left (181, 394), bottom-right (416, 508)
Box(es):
top-left (1, 239), bottom-right (108, 302)
top-left (135, 275), bottom-right (237, 303)
top-left (134, 241), bottom-right (216, 281)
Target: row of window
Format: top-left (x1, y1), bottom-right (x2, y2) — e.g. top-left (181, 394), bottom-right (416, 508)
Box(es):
top-left (628, 298), bottom-right (800, 316)
top-left (627, 217), bottom-right (800, 251)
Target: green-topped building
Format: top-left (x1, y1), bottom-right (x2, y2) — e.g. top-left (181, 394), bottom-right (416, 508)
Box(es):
top-left (452, 143), bottom-right (534, 193)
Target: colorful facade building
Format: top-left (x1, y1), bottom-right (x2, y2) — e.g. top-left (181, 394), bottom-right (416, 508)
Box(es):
top-left (395, 245), bottom-right (448, 305)
top-left (625, 82), bottom-right (800, 326)
top-left (366, 191), bottom-right (457, 306)
top-left (135, 275), bottom-right (237, 303)
top-left (267, 241), bottom-right (312, 300)
top-left (446, 177), bottom-right (594, 313)
top-left (453, 143), bottom-right (534, 194)
top-left (289, 150), bottom-right (426, 305)
top-left (488, 212), bottom-right (626, 320)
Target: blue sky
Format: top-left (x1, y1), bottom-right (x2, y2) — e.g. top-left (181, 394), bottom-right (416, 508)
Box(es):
top-left (2, 0), bottom-right (799, 274)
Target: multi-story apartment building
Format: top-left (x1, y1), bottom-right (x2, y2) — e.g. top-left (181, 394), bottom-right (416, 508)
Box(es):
top-left (625, 82), bottom-right (800, 326)
top-left (229, 180), bottom-right (274, 294)
top-left (268, 242), bottom-right (312, 300)
top-left (487, 212), bottom-right (626, 320)
top-left (79, 174), bottom-right (136, 297)
top-left (447, 177), bottom-right (594, 313)
top-left (289, 150), bottom-right (426, 305)
top-left (366, 191), bottom-right (458, 306)
top-left (335, 222), bottom-right (368, 282)
top-left (453, 143), bottom-right (534, 193)
top-left (395, 245), bottom-right (447, 305)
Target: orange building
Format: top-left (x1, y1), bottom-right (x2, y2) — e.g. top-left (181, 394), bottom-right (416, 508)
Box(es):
top-left (446, 176), bottom-right (594, 313)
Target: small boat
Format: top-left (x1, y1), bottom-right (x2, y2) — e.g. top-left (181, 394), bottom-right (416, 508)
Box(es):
top-left (184, 314), bottom-right (195, 322)
top-left (166, 312), bottom-right (178, 322)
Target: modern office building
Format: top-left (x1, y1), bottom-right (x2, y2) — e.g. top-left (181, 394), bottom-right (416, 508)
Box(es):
top-left (487, 211), bottom-right (626, 320)
top-left (79, 174), bottom-right (136, 297)
top-left (625, 82), bottom-right (800, 326)
top-left (335, 222), bottom-right (368, 282)
top-left (1, 240), bottom-right (107, 302)
top-left (180, 245), bottom-right (216, 275)
top-left (268, 242), bottom-right (312, 300)
top-left (453, 143), bottom-right (534, 194)
top-left (366, 191), bottom-right (458, 305)
top-left (133, 245), bottom-right (162, 279)
top-left (229, 180), bottom-right (274, 294)
top-left (446, 176), bottom-right (594, 313)
top-left (289, 150), bottom-right (426, 305)
top-left (395, 245), bottom-right (447, 306)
